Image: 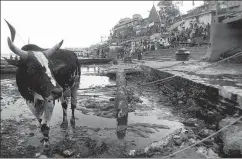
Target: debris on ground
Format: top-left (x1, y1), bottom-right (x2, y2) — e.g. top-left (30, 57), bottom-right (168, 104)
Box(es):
top-left (219, 117), bottom-right (242, 157)
top-left (128, 128), bottom-right (182, 157)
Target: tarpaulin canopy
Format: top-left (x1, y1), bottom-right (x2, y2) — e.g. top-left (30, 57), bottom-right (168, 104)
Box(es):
top-left (167, 20), bottom-right (185, 32)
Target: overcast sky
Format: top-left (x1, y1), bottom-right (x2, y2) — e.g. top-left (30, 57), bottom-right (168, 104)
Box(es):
top-left (1, 1), bottom-right (203, 55)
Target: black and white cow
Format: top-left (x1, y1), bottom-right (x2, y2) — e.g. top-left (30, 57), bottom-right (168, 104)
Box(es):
top-left (4, 21), bottom-right (81, 150)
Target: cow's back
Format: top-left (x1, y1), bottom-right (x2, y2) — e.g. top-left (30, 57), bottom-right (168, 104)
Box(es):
top-left (21, 44), bottom-right (80, 90)
top-left (50, 49), bottom-right (80, 90)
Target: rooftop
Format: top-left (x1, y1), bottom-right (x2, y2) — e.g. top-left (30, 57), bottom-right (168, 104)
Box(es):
top-left (148, 4), bottom-right (161, 23)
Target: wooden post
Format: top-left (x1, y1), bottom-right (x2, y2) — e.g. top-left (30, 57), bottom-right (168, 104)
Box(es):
top-left (116, 69), bottom-right (128, 139)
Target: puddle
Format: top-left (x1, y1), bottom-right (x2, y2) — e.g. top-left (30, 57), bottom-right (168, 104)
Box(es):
top-left (80, 75), bottom-right (115, 89)
top-left (80, 65), bottom-right (116, 89)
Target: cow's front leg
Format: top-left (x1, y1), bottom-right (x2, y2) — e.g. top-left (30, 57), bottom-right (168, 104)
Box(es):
top-left (41, 101), bottom-right (54, 151)
top-left (70, 78), bottom-right (79, 128)
top-left (26, 100), bottom-right (44, 127)
top-left (60, 96), bottom-right (68, 129)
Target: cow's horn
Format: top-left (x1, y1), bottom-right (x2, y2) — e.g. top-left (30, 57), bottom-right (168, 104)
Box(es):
top-left (43, 40), bottom-right (64, 57)
top-left (7, 37), bottom-right (28, 59)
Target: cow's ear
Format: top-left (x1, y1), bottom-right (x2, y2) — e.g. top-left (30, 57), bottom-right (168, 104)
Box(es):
top-left (2, 57), bottom-right (20, 67)
top-left (52, 60), bottom-right (66, 72)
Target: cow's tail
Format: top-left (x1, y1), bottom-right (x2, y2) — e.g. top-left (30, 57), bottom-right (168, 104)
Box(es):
top-left (75, 58), bottom-right (81, 86)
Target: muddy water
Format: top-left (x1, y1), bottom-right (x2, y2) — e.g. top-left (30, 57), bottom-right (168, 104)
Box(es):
top-left (1, 65), bottom-right (184, 158)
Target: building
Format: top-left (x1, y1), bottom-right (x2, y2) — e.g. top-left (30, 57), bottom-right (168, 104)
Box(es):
top-left (167, 3), bottom-right (217, 32)
top-left (208, 1), bottom-right (242, 61)
top-left (112, 4), bottom-right (162, 41)
top-left (227, 1), bottom-right (242, 13)
top-left (148, 4), bottom-right (162, 35)
top-left (217, 1), bottom-right (242, 22)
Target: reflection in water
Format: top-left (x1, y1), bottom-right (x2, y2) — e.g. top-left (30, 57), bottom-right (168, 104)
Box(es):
top-left (79, 75), bottom-right (115, 89)
top-left (116, 113), bottom-right (128, 140)
top-left (79, 66), bottom-right (116, 89)
top-left (0, 74), bottom-right (15, 80)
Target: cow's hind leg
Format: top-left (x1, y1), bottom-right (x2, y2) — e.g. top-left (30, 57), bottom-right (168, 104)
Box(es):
top-left (70, 76), bottom-right (80, 128)
top-left (60, 96), bottom-right (68, 129)
top-left (41, 101), bottom-right (54, 151)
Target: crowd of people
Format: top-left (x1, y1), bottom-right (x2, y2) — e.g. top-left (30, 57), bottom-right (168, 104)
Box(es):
top-left (169, 23), bottom-right (211, 46)
top-left (10, 55), bottom-right (19, 60)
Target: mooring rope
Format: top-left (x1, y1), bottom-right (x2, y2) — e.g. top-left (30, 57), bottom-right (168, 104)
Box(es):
top-left (78, 51), bottom-right (242, 91)
top-left (16, 32), bottom-right (27, 45)
top-left (77, 51), bottom-right (242, 158)
top-left (137, 51), bottom-right (242, 87)
top-left (164, 115), bottom-right (242, 158)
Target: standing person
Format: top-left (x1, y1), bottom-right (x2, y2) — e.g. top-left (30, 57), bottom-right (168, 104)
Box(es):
top-left (121, 50), bottom-right (124, 60)
top-left (137, 47), bottom-right (142, 61)
top-left (101, 50), bottom-right (104, 58)
top-left (15, 55), bottom-right (18, 60)
top-left (10, 55), bottom-right (13, 60)
top-left (140, 46), bottom-right (143, 60)
top-left (96, 49), bottom-right (100, 58)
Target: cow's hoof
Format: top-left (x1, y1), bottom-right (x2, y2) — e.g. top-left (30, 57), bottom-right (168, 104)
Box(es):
top-left (43, 144), bottom-right (50, 151)
top-left (41, 146), bottom-right (53, 158)
top-left (70, 118), bottom-right (75, 128)
top-left (60, 121), bottom-right (68, 129)
top-left (39, 155), bottom-right (48, 158)
top-left (41, 140), bottom-right (51, 152)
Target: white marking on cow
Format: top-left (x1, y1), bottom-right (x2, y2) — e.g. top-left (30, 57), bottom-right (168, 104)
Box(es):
top-left (26, 100), bottom-right (44, 121)
top-left (60, 96), bottom-right (68, 120)
top-left (26, 100), bottom-right (35, 115)
top-left (33, 92), bottom-right (44, 101)
top-left (41, 101), bottom-right (55, 128)
top-left (33, 51), bottom-right (56, 86)
top-left (43, 140), bottom-right (50, 150)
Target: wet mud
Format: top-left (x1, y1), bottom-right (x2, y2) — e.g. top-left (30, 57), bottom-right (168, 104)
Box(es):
top-left (0, 65), bottom-right (221, 158)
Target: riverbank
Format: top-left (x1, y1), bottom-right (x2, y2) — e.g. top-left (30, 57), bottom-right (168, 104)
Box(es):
top-left (1, 47), bottom-right (242, 157)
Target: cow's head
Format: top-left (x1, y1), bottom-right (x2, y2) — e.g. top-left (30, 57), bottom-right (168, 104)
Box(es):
top-left (7, 37), bottom-right (64, 100)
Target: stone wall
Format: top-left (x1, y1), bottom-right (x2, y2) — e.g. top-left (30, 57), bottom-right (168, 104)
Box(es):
top-left (143, 46), bottom-right (208, 60)
top-left (208, 23), bottom-right (242, 62)
top-left (139, 66), bottom-right (242, 125)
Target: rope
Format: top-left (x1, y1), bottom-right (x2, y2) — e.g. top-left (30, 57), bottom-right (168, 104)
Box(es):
top-left (77, 51), bottom-right (242, 91)
top-left (164, 115), bottom-right (242, 158)
top-left (16, 32), bottom-right (27, 45)
top-left (156, 62), bottom-right (185, 70)
top-left (136, 51), bottom-right (242, 87)
top-left (78, 85), bottom-right (117, 91)
top-left (137, 75), bottom-right (177, 87)
top-left (190, 51), bottom-right (242, 73)
top-left (76, 51), bottom-right (242, 157)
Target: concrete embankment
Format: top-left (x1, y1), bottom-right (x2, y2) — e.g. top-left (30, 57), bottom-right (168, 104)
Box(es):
top-left (139, 62), bottom-right (242, 157)
top-left (102, 59), bottom-right (242, 157)
top-left (142, 61), bottom-right (242, 109)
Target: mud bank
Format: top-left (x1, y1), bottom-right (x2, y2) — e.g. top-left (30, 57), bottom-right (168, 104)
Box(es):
top-left (1, 64), bottom-right (241, 158)
top-left (135, 66), bottom-right (242, 157)
top-left (0, 66), bottom-right (185, 158)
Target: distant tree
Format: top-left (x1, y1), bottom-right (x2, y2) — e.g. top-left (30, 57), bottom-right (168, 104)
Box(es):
top-left (122, 26), bottom-right (135, 39)
top-left (103, 46), bottom-right (110, 53)
top-left (157, 0), bottom-right (182, 26)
